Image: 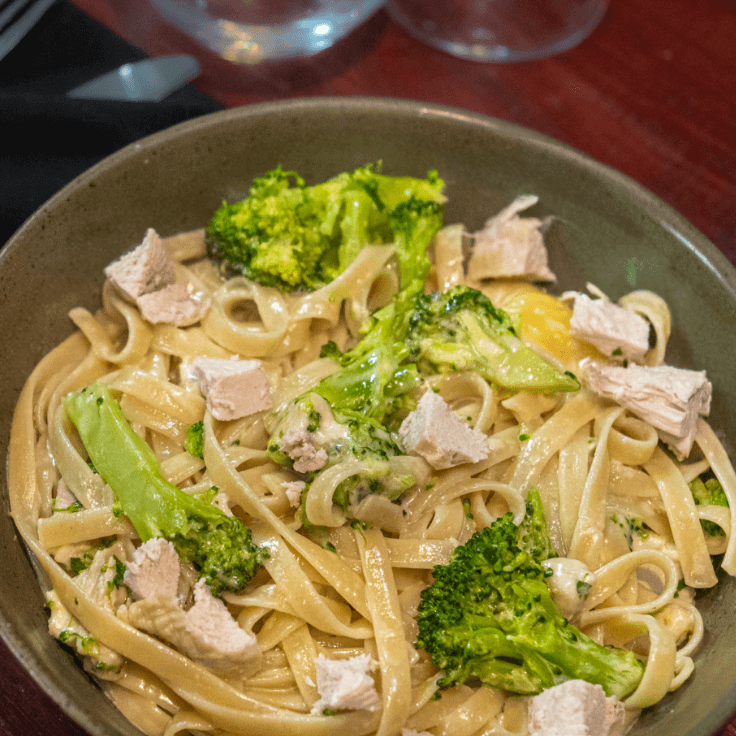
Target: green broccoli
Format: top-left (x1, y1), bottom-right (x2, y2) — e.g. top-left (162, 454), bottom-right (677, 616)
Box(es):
top-left (205, 164), bottom-right (445, 293)
top-left (263, 184), bottom-right (448, 523)
top-left (317, 284), bottom-right (578, 431)
top-left (64, 383), bottom-right (269, 597)
top-left (415, 489), bottom-right (644, 698)
top-left (185, 420), bottom-right (205, 459)
top-left (690, 476), bottom-right (729, 537)
top-left (406, 286), bottom-right (580, 394)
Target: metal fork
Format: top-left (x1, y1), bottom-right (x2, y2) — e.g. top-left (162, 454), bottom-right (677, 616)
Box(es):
top-left (0, 0), bottom-right (57, 63)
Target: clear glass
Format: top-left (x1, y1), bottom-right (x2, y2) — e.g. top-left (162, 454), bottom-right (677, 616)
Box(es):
top-left (386, 0), bottom-right (608, 63)
top-left (149, 0), bottom-right (386, 64)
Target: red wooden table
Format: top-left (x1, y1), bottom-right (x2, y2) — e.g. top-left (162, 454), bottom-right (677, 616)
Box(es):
top-left (1, 0), bottom-right (735, 734)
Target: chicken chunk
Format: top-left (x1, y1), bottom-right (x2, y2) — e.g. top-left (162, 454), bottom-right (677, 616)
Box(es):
top-left (192, 356), bottom-right (272, 422)
top-left (105, 228), bottom-right (209, 325)
top-left (528, 680), bottom-right (624, 736)
top-left (568, 293), bottom-right (650, 362)
top-left (467, 195), bottom-right (556, 283)
top-left (128, 578), bottom-right (261, 678)
top-left (584, 360), bottom-right (711, 459)
top-left (399, 390), bottom-right (489, 470)
top-left (282, 480), bottom-right (306, 507)
top-left (311, 653), bottom-right (380, 714)
top-left (276, 427), bottom-right (329, 473)
top-left (135, 282), bottom-right (209, 325)
top-left (105, 228), bottom-right (175, 300)
top-left (123, 537), bottom-right (181, 603)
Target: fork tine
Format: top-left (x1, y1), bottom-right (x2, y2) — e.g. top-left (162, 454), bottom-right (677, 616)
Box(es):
top-left (0, 0), bottom-right (57, 63)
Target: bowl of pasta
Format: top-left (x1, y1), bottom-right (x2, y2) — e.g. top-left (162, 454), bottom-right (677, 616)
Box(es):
top-left (2, 97), bottom-right (736, 736)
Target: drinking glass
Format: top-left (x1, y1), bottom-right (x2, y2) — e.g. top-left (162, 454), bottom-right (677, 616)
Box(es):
top-left (149, 0), bottom-right (386, 64)
top-left (386, 0), bottom-right (608, 63)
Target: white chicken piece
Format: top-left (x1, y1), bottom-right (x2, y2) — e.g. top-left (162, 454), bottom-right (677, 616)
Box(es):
top-left (568, 292), bottom-right (651, 363)
top-left (127, 578), bottom-right (261, 678)
top-left (276, 427), bottom-right (328, 473)
top-left (123, 537), bottom-right (181, 603)
top-left (467, 195), bottom-right (556, 283)
top-left (311, 653), bottom-right (380, 714)
top-left (282, 480), bottom-right (306, 507)
top-left (528, 679), bottom-right (624, 736)
top-left (105, 228), bottom-right (176, 300)
top-left (192, 356), bottom-right (272, 422)
top-left (105, 228), bottom-right (209, 325)
top-left (135, 281), bottom-right (209, 325)
top-left (399, 390), bottom-right (489, 470)
top-left (584, 360), bottom-right (711, 459)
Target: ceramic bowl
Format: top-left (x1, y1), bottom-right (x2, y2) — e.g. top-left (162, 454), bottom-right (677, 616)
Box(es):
top-left (2, 97), bottom-right (736, 736)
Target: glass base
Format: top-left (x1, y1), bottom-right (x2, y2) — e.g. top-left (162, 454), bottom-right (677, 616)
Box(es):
top-left (149, 0), bottom-right (386, 64)
top-left (386, 0), bottom-right (608, 63)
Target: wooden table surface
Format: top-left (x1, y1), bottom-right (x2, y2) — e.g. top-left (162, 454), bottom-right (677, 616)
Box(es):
top-left (1, 0), bottom-right (735, 734)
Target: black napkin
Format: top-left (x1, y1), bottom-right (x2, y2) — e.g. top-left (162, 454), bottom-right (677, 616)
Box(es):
top-left (0, 0), bottom-right (221, 247)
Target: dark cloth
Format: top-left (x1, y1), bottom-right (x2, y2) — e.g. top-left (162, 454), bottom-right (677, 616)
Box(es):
top-left (0, 1), bottom-right (221, 247)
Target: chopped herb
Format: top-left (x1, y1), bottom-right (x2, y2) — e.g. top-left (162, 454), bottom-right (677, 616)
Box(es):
top-left (577, 579), bottom-right (592, 599)
top-left (94, 661), bottom-right (122, 674)
top-left (349, 518), bottom-right (372, 531)
top-left (322, 541), bottom-right (337, 553)
top-left (319, 341), bottom-right (342, 360)
top-left (53, 499), bottom-right (83, 513)
top-left (59, 630), bottom-right (99, 654)
top-left (102, 556), bottom-right (127, 593)
top-left (69, 538), bottom-right (116, 575)
top-left (462, 498), bottom-right (474, 521)
top-left (307, 409), bottom-right (322, 433)
top-left (612, 347), bottom-right (623, 356)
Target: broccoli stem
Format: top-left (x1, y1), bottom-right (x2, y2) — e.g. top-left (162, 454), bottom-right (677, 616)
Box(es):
top-left (64, 383), bottom-right (268, 596)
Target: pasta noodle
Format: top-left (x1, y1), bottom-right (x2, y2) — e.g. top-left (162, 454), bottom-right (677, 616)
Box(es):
top-left (8, 203), bottom-right (736, 736)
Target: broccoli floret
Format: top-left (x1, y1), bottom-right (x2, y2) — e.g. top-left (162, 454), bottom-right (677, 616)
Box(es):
top-left (415, 489), bottom-right (644, 698)
top-left (185, 420), bottom-right (205, 459)
top-left (205, 164), bottom-right (445, 293)
top-left (318, 284), bottom-right (579, 431)
top-left (406, 286), bottom-right (580, 394)
top-left (263, 181), bottom-right (447, 522)
top-left (690, 476), bottom-right (729, 537)
top-left (64, 383), bottom-right (269, 597)
top-left (388, 196), bottom-right (443, 289)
